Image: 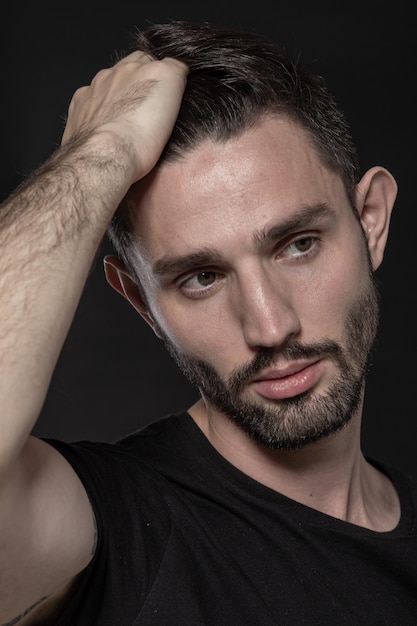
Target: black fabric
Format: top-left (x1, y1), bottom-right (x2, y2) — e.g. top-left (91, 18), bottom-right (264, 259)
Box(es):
top-left (46, 412), bottom-right (417, 625)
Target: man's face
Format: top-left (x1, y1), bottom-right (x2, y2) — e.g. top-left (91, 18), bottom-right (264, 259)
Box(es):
top-left (128, 117), bottom-right (379, 450)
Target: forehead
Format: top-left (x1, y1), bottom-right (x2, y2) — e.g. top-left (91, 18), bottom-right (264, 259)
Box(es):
top-left (128, 117), bottom-right (346, 260)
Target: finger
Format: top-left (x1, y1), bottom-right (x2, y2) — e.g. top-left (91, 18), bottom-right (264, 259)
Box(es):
top-left (160, 56), bottom-right (189, 75)
top-left (113, 50), bottom-right (155, 67)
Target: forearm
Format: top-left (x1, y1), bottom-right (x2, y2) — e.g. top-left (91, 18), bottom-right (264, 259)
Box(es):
top-left (0, 52), bottom-right (187, 623)
top-left (0, 131), bottom-right (135, 471)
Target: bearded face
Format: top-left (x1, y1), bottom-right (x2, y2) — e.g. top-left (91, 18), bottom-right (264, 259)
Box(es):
top-left (157, 276), bottom-right (379, 451)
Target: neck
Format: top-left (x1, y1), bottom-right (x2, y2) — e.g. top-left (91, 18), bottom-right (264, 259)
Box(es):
top-left (189, 398), bottom-right (400, 532)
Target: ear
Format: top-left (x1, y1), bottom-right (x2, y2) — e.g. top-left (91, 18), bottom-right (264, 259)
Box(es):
top-left (355, 166), bottom-right (397, 271)
top-left (103, 255), bottom-right (159, 334)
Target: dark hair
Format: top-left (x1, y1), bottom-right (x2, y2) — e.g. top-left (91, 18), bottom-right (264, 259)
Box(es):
top-left (107, 20), bottom-right (360, 275)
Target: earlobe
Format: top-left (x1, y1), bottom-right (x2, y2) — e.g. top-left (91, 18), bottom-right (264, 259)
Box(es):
top-left (355, 166), bottom-right (398, 271)
top-left (103, 255), bottom-right (156, 331)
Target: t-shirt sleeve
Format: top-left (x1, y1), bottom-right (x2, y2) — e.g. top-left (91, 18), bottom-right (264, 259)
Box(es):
top-left (43, 438), bottom-right (172, 625)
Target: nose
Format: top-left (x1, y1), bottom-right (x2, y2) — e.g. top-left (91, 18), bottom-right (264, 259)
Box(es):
top-left (233, 269), bottom-right (301, 349)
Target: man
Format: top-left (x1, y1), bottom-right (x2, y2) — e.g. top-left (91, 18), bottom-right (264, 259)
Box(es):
top-left (0, 20), bottom-right (415, 626)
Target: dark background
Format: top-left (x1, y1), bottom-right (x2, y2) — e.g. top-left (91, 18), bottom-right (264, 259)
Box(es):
top-left (1, 1), bottom-right (416, 477)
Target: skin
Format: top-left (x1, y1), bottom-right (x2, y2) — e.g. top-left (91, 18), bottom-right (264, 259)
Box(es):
top-left (0, 54), bottom-right (188, 625)
top-left (0, 51), bottom-right (398, 623)
top-left (105, 116), bottom-right (399, 530)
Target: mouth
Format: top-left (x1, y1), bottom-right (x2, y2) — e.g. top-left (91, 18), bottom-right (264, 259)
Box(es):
top-left (250, 359), bottom-right (323, 400)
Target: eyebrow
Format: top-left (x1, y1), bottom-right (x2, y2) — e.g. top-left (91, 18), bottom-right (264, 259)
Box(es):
top-left (252, 202), bottom-right (333, 248)
top-left (152, 202), bottom-right (334, 277)
top-left (152, 248), bottom-right (224, 277)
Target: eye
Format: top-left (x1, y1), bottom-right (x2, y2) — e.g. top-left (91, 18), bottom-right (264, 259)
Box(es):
top-left (178, 270), bottom-right (223, 298)
top-left (189, 271), bottom-right (217, 287)
top-left (280, 235), bottom-right (318, 259)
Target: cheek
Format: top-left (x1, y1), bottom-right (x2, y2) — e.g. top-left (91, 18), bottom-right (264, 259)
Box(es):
top-left (151, 295), bottom-right (246, 374)
top-left (300, 247), bottom-right (369, 335)
top-left (151, 298), bottom-right (223, 354)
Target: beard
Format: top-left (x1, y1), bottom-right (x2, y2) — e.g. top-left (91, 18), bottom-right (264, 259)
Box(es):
top-left (155, 271), bottom-right (380, 452)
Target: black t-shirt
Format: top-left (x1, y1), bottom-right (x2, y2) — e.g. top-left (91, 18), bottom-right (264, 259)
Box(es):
top-left (47, 412), bottom-right (417, 625)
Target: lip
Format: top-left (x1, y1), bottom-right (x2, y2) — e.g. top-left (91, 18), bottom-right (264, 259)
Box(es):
top-left (250, 359), bottom-right (322, 400)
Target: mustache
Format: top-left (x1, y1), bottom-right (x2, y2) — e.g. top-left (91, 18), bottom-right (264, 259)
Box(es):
top-left (228, 339), bottom-right (345, 392)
